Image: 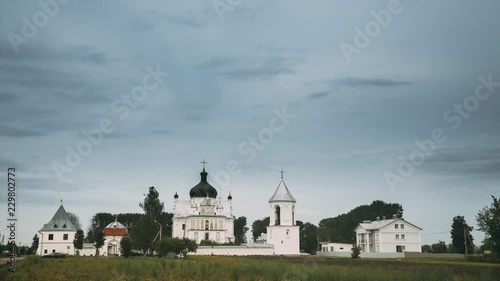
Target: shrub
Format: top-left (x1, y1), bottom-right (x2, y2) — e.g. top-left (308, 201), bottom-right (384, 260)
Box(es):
top-left (120, 237), bottom-right (133, 258)
top-left (351, 245), bottom-right (361, 259)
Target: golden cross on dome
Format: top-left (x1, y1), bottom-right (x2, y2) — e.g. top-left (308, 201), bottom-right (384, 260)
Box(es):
top-left (201, 159), bottom-right (208, 171)
top-left (280, 170), bottom-right (285, 180)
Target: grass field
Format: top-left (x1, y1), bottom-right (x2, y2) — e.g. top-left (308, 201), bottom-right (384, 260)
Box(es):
top-left (1, 255), bottom-right (499, 281)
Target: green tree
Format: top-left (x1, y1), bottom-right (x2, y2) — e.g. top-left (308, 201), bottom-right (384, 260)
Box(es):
top-left (30, 234), bottom-right (39, 254)
top-left (73, 229), bottom-right (84, 255)
top-left (234, 216), bottom-right (249, 245)
top-left (135, 187), bottom-right (165, 254)
top-left (421, 244), bottom-right (432, 253)
top-left (157, 237), bottom-right (197, 257)
top-left (139, 186), bottom-right (165, 222)
top-left (296, 221), bottom-right (318, 254)
top-left (120, 237), bottom-right (133, 257)
top-left (67, 212), bottom-right (82, 230)
top-left (431, 240), bottom-right (448, 253)
top-left (94, 230), bottom-right (105, 256)
top-left (451, 216), bottom-right (474, 254)
top-left (351, 245), bottom-right (361, 258)
top-left (85, 212), bottom-right (114, 243)
top-left (318, 200), bottom-right (403, 243)
top-left (476, 196), bottom-right (500, 257)
top-left (251, 217), bottom-right (270, 242)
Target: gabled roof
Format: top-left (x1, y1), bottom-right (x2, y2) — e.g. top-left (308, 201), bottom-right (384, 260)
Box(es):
top-left (355, 218), bottom-right (423, 232)
top-left (39, 205), bottom-right (77, 232)
top-left (269, 180), bottom-right (296, 202)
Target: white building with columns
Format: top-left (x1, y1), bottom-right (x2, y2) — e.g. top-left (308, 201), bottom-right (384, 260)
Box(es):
top-left (36, 203), bottom-right (77, 256)
top-left (355, 215), bottom-right (422, 253)
top-left (172, 163), bottom-right (235, 244)
top-left (266, 172), bottom-right (300, 255)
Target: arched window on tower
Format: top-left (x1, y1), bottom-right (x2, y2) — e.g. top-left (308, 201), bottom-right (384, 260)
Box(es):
top-left (275, 206), bottom-right (281, 225)
top-left (205, 232), bottom-right (209, 240)
top-left (205, 220), bottom-right (209, 230)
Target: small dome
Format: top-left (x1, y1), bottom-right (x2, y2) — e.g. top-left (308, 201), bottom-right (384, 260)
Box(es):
top-left (228, 192), bottom-right (232, 200)
top-left (105, 221), bottom-right (126, 229)
top-left (174, 192), bottom-right (179, 199)
top-left (189, 169), bottom-right (217, 198)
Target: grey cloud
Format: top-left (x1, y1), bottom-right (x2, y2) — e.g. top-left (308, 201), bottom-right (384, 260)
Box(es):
top-left (0, 93), bottom-right (17, 104)
top-left (308, 91), bottom-right (330, 99)
top-left (152, 129), bottom-right (173, 135)
top-left (0, 123), bottom-right (46, 137)
top-left (328, 78), bottom-right (411, 88)
top-left (198, 57), bottom-right (235, 70)
top-left (218, 57), bottom-right (299, 81)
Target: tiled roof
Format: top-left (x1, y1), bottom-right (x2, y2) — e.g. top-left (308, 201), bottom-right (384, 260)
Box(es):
top-left (39, 205), bottom-right (77, 232)
top-left (269, 180), bottom-right (296, 202)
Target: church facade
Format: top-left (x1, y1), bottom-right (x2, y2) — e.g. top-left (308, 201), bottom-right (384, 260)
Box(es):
top-left (172, 163), bottom-right (235, 244)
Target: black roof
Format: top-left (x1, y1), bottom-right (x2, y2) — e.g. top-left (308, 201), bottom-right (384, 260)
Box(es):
top-left (189, 169), bottom-right (218, 198)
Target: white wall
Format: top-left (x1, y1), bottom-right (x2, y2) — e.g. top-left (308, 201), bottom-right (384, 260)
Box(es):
top-left (320, 243), bottom-right (353, 253)
top-left (191, 245), bottom-right (275, 256)
top-left (36, 231), bottom-right (76, 255)
top-left (267, 225), bottom-right (300, 255)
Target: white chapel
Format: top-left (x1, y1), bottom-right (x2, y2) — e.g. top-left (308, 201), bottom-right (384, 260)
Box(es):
top-left (172, 161), bottom-right (235, 244)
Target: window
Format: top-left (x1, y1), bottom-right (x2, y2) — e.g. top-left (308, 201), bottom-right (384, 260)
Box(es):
top-left (396, 245), bottom-right (405, 252)
top-left (401, 234), bottom-right (405, 239)
top-left (182, 224), bottom-right (185, 230)
top-left (275, 206), bottom-right (281, 225)
top-left (63, 224), bottom-right (67, 228)
top-left (52, 249), bottom-right (56, 253)
top-left (340, 247), bottom-right (344, 250)
top-left (48, 234), bottom-right (54, 240)
top-left (395, 234), bottom-right (399, 239)
top-left (395, 224), bottom-right (399, 229)
top-left (204, 233), bottom-right (209, 240)
top-left (67, 246), bottom-right (70, 249)
top-left (44, 249), bottom-right (48, 254)
top-left (63, 234), bottom-right (69, 240)
top-left (400, 224), bottom-right (404, 229)
top-left (286, 229), bottom-right (290, 236)
top-left (205, 220), bottom-right (209, 230)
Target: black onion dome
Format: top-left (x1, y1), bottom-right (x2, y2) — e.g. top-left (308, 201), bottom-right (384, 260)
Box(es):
top-left (189, 169), bottom-right (218, 198)
top-left (174, 192), bottom-right (179, 199)
top-left (228, 192), bottom-right (232, 200)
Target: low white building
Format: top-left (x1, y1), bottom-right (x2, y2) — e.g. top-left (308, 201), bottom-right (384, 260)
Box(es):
top-left (319, 242), bottom-right (353, 253)
top-left (36, 203), bottom-right (77, 255)
top-left (355, 215), bottom-right (422, 253)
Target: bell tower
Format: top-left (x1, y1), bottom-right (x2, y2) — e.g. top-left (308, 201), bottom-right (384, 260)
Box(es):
top-left (266, 170), bottom-right (300, 255)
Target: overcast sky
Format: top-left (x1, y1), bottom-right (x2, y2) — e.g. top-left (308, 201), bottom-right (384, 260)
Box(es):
top-left (1, 0), bottom-right (499, 246)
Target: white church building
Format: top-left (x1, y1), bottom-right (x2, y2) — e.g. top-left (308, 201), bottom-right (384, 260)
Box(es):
top-left (172, 162), bottom-right (235, 244)
top-left (36, 203), bottom-right (77, 255)
top-left (266, 172), bottom-right (300, 255)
